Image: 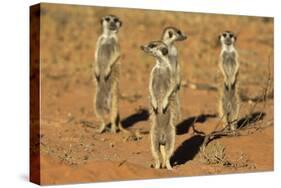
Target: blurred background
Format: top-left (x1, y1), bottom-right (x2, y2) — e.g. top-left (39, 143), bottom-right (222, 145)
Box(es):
top-left (39, 3), bottom-right (273, 117)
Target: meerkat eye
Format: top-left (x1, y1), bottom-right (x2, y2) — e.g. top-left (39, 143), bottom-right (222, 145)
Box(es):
top-left (148, 43), bottom-right (156, 48)
top-left (177, 30), bottom-right (182, 35)
top-left (113, 18), bottom-right (118, 22)
top-left (222, 33), bottom-right (227, 37)
top-left (168, 31), bottom-right (173, 38)
top-left (105, 17), bottom-right (110, 22)
top-left (161, 47), bottom-right (168, 56)
top-left (229, 33), bottom-right (234, 38)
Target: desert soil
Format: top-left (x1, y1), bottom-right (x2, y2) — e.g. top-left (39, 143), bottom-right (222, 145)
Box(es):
top-left (32, 3), bottom-right (274, 185)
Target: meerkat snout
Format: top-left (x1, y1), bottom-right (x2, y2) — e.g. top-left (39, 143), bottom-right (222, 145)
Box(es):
top-left (140, 45), bottom-right (150, 54)
top-left (141, 41), bottom-right (169, 57)
top-left (219, 31), bottom-right (237, 46)
top-left (176, 30), bottom-right (187, 41)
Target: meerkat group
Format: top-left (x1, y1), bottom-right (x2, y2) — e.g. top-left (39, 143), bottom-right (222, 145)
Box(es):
top-left (94, 15), bottom-right (241, 170)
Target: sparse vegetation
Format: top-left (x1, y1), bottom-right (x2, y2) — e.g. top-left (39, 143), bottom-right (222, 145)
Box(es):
top-left (199, 141), bottom-right (256, 170)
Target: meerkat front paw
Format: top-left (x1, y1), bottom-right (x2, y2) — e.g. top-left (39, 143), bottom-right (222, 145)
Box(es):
top-left (95, 73), bottom-right (100, 82)
top-left (162, 98), bottom-right (169, 113)
top-left (151, 99), bottom-right (158, 113)
top-left (176, 79), bottom-right (181, 91)
top-left (176, 83), bottom-right (181, 91)
top-left (104, 68), bottom-right (112, 80)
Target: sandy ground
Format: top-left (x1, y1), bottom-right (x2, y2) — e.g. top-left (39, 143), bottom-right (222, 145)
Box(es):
top-left (32, 3), bottom-right (273, 185)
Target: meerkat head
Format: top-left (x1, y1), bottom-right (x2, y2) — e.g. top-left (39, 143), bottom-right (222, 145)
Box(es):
top-left (219, 31), bottom-right (237, 46)
top-left (162, 27), bottom-right (187, 43)
top-left (140, 41), bottom-right (169, 59)
top-left (100, 15), bottom-right (122, 33)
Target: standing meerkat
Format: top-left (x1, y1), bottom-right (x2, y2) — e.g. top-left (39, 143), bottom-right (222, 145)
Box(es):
top-left (218, 31), bottom-right (240, 130)
top-left (161, 27), bottom-right (187, 124)
top-left (141, 41), bottom-right (177, 170)
top-left (94, 15), bottom-right (122, 133)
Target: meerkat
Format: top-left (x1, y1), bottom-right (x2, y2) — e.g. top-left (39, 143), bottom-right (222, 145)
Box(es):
top-left (94, 15), bottom-right (122, 133)
top-left (218, 31), bottom-right (240, 130)
top-left (141, 41), bottom-right (177, 170)
top-left (161, 27), bottom-right (187, 124)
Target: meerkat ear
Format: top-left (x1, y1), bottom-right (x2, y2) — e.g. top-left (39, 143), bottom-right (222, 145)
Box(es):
top-left (100, 18), bottom-right (103, 25)
top-left (218, 34), bottom-right (221, 41)
top-left (119, 20), bottom-right (122, 27)
top-left (161, 47), bottom-right (168, 56)
top-left (234, 35), bottom-right (237, 41)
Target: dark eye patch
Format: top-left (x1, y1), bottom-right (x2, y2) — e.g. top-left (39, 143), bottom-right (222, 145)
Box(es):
top-left (177, 30), bottom-right (182, 35)
top-left (113, 18), bottom-right (118, 22)
top-left (229, 33), bottom-right (234, 38)
top-left (105, 17), bottom-right (110, 22)
top-left (222, 33), bottom-right (227, 37)
top-left (168, 31), bottom-right (173, 38)
top-left (161, 47), bottom-right (168, 56)
top-left (148, 43), bottom-right (156, 48)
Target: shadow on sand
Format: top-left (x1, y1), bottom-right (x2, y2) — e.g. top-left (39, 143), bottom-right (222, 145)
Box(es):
top-left (121, 108), bottom-right (150, 129)
top-left (171, 111), bottom-right (266, 166)
top-left (176, 114), bottom-right (217, 135)
top-left (171, 134), bottom-right (205, 166)
top-left (237, 111), bottom-right (266, 129)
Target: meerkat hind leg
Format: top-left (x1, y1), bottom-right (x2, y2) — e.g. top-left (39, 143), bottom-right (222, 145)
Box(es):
top-left (152, 149), bottom-right (161, 169)
top-left (164, 128), bottom-right (175, 170)
top-left (219, 94), bottom-right (230, 129)
top-left (110, 83), bottom-right (119, 133)
top-left (164, 144), bottom-right (173, 170)
top-left (96, 113), bottom-right (106, 133)
top-left (111, 87), bottom-right (131, 134)
top-left (175, 93), bottom-right (182, 124)
top-left (151, 136), bottom-right (161, 169)
top-left (160, 145), bottom-right (167, 169)
top-left (230, 123), bottom-right (236, 131)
